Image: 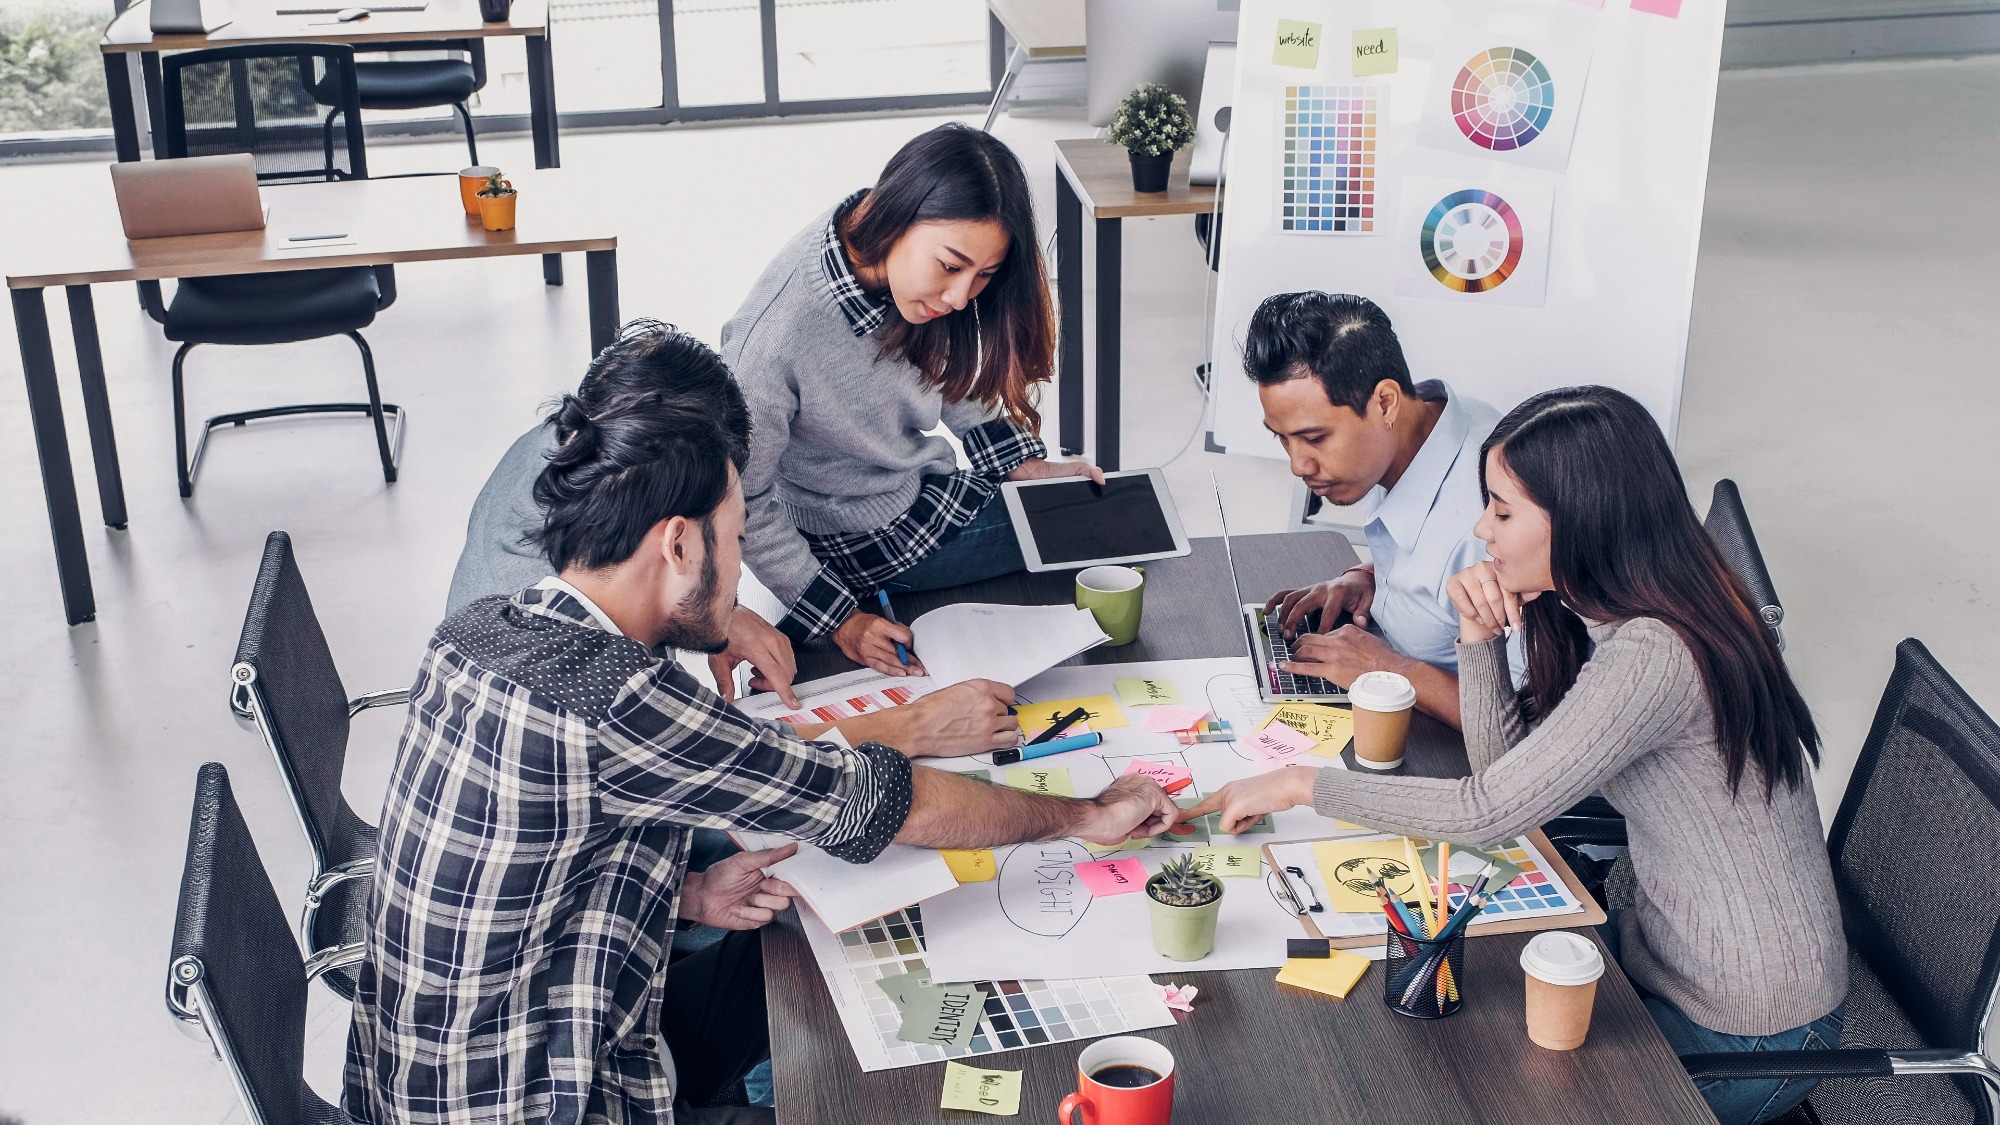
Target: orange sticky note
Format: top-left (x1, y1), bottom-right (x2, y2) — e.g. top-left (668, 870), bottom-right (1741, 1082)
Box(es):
top-left (1276, 950), bottom-right (1372, 999)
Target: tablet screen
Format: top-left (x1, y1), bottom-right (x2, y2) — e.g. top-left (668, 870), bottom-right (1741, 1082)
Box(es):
top-left (1015, 475), bottom-right (1179, 565)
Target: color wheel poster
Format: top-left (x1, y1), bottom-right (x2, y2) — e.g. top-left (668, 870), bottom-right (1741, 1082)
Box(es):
top-left (1395, 175), bottom-right (1553, 307)
top-left (1418, 30), bottom-right (1593, 173)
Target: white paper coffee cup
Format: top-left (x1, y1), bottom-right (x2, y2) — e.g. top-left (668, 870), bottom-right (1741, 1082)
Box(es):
top-left (1520, 932), bottom-right (1606, 1050)
top-left (1345, 670), bottom-right (1416, 770)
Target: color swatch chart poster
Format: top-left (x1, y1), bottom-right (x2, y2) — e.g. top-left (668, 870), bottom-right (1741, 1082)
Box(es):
top-left (740, 666), bottom-right (937, 727)
top-left (797, 905), bottom-right (1172, 1072)
top-left (1280, 85), bottom-right (1382, 234)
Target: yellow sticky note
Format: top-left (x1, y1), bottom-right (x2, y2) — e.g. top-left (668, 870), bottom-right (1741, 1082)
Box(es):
top-left (1192, 846), bottom-right (1263, 878)
top-left (1004, 766), bottom-right (1075, 797)
top-left (1114, 678), bottom-right (1180, 707)
top-left (1312, 838), bottom-right (1426, 912)
top-left (1350, 28), bottom-right (1398, 76)
top-left (1276, 950), bottom-right (1371, 999)
top-left (941, 1060), bottom-right (1022, 1116)
top-left (1017, 695), bottom-right (1127, 735)
top-left (1263, 703), bottom-right (1355, 751)
top-left (941, 849), bottom-right (996, 882)
top-left (1273, 19), bottom-right (1323, 69)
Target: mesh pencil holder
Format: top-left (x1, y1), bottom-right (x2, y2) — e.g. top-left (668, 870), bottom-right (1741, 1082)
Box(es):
top-left (1382, 927), bottom-right (1466, 1019)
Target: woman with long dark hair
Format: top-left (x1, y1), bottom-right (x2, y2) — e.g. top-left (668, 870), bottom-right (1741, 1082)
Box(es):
top-left (1187, 386), bottom-right (1845, 1125)
top-left (723, 123), bottom-right (1100, 674)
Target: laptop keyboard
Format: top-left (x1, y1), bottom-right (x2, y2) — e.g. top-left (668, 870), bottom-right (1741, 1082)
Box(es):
top-left (1263, 620), bottom-right (1343, 698)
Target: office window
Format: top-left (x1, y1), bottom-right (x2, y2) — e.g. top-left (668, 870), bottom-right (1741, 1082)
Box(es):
top-left (0, 0), bottom-right (114, 140)
top-left (774, 0), bottom-right (987, 103)
top-left (673, 0), bottom-right (764, 107)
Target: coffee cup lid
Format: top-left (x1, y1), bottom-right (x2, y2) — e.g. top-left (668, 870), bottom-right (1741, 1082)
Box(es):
top-left (1346, 670), bottom-right (1416, 712)
top-left (1519, 932), bottom-right (1605, 986)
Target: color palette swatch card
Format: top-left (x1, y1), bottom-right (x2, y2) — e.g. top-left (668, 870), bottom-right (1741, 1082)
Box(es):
top-left (1279, 85), bottom-right (1382, 234)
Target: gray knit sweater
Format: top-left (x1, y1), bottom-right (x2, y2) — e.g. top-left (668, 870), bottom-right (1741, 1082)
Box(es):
top-left (1310, 618), bottom-right (1847, 1036)
top-left (720, 202), bottom-right (1014, 612)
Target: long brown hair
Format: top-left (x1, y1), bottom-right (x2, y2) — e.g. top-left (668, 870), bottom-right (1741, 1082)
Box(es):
top-left (1484, 386), bottom-right (1820, 798)
top-left (840, 123), bottom-right (1054, 428)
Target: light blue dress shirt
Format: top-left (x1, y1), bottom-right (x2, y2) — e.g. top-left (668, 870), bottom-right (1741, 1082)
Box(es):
top-left (1352, 380), bottom-right (1521, 675)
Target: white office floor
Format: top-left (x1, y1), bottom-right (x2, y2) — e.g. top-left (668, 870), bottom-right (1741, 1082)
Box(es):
top-left (0, 52), bottom-right (1996, 1123)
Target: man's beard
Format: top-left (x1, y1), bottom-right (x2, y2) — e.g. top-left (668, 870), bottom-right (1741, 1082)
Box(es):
top-left (659, 529), bottom-right (728, 654)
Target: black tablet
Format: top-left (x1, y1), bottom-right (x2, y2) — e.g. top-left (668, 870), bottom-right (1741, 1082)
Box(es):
top-left (998, 468), bottom-right (1192, 572)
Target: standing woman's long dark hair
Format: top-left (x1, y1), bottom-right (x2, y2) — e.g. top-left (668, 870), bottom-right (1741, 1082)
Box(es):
top-left (841, 122), bottom-right (1054, 428)
top-left (1482, 386), bottom-right (1819, 797)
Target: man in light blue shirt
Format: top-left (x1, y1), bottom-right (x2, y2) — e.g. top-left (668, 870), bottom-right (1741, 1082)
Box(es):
top-left (1246, 291), bottom-right (1519, 728)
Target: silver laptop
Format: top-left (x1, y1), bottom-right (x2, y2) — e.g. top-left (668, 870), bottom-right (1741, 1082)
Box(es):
top-left (111, 155), bottom-right (266, 240)
top-left (1213, 474), bottom-right (1347, 705)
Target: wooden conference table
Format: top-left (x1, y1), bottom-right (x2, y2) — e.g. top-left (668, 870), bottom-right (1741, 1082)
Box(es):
top-left (5, 169), bottom-right (617, 626)
top-left (1053, 138), bottom-right (1219, 472)
top-left (777, 533), bottom-right (1715, 1124)
top-left (99, 0), bottom-right (569, 284)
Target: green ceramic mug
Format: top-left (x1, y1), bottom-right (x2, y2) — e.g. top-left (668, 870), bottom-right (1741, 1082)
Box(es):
top-left (1075, 565), bottom-right (1146, 646)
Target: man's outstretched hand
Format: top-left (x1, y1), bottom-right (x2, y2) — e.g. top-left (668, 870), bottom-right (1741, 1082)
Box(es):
top-left (680, 843), bottom-right (801, 930)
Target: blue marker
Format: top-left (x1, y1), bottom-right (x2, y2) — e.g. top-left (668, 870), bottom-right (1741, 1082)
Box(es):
top-left (875, 589), bottom-right (910, 667)
top-left (991, 731), bottom-right (1103, 765)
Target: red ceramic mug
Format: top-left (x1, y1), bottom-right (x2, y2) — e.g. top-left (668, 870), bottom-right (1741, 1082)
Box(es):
top-left (1056, 1037), bottom-right (1175, 1124)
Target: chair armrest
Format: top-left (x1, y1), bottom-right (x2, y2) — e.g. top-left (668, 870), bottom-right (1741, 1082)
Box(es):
top-left (1682, 1049), bottom-right (1893, 1081)
top-left (304, 941), bottom-right (367, 984)
top-left (1543, 817), bottom-right (1629, 849)
top-left (348, 688), bottom-right (411, 717)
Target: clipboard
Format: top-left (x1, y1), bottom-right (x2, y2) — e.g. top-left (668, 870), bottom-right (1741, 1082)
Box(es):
top-left (1261, 828), bottom-right (1608, 952)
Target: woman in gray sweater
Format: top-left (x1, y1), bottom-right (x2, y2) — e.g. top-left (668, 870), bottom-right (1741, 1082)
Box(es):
top-left (722, 124), bottom-right (1101, 675)
top-left (1189, 386), bottom-right (1845, 1125)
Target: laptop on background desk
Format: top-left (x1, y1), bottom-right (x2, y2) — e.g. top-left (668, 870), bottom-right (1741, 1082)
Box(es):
top-left (110, 155), bottom-right (266, 240)
top-left (1214, 474), bottom-right (1347, 705)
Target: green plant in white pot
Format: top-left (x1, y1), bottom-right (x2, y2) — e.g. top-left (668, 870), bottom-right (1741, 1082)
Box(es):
top-left (1146, 853), bottom-right (1224, 961)
top-left (1108, 82), bottom-right (1195, 193)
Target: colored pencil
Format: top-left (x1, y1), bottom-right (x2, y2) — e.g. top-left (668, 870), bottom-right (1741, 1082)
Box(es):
top-left (1404, 838), bottom-right (1436, 938)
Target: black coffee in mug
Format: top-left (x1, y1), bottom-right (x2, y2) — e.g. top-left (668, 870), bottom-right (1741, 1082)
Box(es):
top-left (1089, 1065), bottom-right (1162, 1089)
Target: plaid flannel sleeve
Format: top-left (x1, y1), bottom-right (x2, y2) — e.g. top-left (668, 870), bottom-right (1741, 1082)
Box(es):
top-left (963, 417), bottom-right (1047, 479)
top-left (776, 568), bottom-right (860, 644)
top-left (595, 662), bottom-right (911, 861)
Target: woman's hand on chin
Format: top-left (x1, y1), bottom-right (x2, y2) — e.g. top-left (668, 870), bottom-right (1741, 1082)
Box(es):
top-left (1007, 458), bottom-right (1107, 485)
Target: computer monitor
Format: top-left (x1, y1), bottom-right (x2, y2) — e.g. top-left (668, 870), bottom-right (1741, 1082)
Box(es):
top-left (1084, 0), bottom-right (1238, 128)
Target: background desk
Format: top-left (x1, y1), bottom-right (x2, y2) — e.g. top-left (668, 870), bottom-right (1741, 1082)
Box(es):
top-left (98, 0), bottom-right (567, 284)
top-left (5, 169), bottom-right (616, 626)
top-left (1054, 138), bottom-right (1218, 472)
top-left (777, 533), bottom-right (1715, 1124)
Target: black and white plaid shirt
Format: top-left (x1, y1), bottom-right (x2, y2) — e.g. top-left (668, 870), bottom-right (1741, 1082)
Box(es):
top-left (781, 193), bottom-right (1046, 641)
top-left (345, 585), bottom-right (912, 1125)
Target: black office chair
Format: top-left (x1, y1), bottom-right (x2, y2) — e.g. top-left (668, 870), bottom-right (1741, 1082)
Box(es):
top-left (311, 39), bottom-right (488, 167)
top-left (1680, 639), bottom-right (2000, 1124)
top-left (159, 43), bottom-right (403, 498)
top-left (166, 762), bottom-right (359, 1125)
top-left (230, 531), bottom-right (407, 1001)
top-left (1704, 477), bottom-right (1785, 651)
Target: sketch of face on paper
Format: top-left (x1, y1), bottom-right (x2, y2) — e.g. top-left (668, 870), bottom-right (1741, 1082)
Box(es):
top-left (1332, 854), bottom-right (1417, 900)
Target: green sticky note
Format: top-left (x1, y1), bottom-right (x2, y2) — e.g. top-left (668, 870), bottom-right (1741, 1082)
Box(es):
top-left (875, 967), bottom-right (932, 1010)
top-left (896, 982), bottom-right (988, 1049)
top-left (941, 1060), bottom-right (1023, 1116)
top-left (1004, 766), bottom-right (1074, 797)
top-left (1193, 846), bottom-right (1264, 878)
top-left (1114, 678), bottom-right (1181, 707)
top-left (1350, 28), bottom-right (1398, 76)
top-left (1273, 19), bottom-right (1323, 69)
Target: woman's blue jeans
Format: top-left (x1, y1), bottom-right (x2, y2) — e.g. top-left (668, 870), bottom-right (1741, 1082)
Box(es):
top-left (881, 498), bottom-right (1026, 593)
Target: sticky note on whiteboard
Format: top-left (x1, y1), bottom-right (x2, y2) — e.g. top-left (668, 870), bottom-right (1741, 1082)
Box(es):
top-left (1350, 28), bottom-right (1398, 76)
top-left (1630, 0), bottom-right (1681, 15)
top-left (1272, 19), bottom-right (1323, 69)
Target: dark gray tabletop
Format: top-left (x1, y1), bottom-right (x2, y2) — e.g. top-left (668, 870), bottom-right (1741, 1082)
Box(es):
top-left (769, 532), bottom-right (1715, 1124)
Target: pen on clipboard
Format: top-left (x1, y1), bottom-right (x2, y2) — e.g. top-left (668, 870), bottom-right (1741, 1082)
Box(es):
top-left (874, 589), bottom-right (909, 667)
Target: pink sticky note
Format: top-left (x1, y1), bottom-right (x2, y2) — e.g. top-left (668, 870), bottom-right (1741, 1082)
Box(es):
top-left (1121, 759), bottom-right (1194, 789)
top-left (1143, 705), bottom-right (1210, 733)
top-left (1630, 0), bottom-right (1681, 16)
top-left (1244, 723), bottom-right (1316, 765)
top-left (1160, 983), bottom-right (1199, 1012)
top-left (1074, 857), bottom-right (1149, 896)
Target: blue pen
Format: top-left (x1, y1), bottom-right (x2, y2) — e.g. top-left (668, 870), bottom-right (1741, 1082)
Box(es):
top-left (875, 589), bottom-right (910, 667)
top-left (990, 731), bottom-right (1103, 765)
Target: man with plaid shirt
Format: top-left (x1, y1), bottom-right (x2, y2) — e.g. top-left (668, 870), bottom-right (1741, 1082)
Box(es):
top-left (345, 388), bottom-right (1177, 1125)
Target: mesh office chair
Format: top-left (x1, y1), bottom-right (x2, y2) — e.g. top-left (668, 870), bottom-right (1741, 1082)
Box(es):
top-left (1681, 638), bottom-right (2000, 1124)
top-left (159, 44), bottom-right (403, 498)
top-left (166, 762), bottom-right (359, 1125)
top-left (229, 531), bottom-right (407, 1000)
top-left (310, 39), bottom-right (488, 167)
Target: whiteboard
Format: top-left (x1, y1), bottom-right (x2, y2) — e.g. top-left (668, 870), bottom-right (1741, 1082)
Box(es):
top-left (1209, 0), bottom-right (1727, 457)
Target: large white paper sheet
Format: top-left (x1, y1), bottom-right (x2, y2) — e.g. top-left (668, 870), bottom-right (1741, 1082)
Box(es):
top-left (909, 602), bottom-right (1109, 687)
top-left (737, 835), bottom-right (962, 935)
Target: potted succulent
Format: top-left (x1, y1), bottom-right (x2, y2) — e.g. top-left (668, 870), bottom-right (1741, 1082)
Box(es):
top-left (1146, 854), bottom-right (1224, 961)
top-left (476, 172), bottom-right (516, 232)
top-left (1108, 82), bottom-right (1195, 193)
